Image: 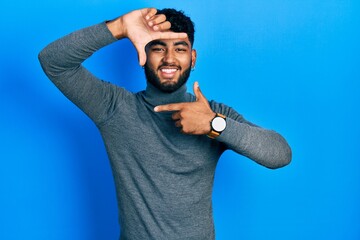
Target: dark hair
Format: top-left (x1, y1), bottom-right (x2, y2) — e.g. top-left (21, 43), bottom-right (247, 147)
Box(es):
top-left (157, 8), bottom-right (195, 46)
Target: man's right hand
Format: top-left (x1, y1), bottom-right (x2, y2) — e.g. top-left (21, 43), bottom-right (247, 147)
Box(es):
top-left (106, 8), bottom-right (187, 66)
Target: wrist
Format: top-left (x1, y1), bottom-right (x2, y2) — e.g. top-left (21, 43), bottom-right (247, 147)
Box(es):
top-left (106, 17), bottom-right (126, 39)
top-left (206, 112), bottom-right (216, 133)
top-left (207, 113), bottom-right (227, 139)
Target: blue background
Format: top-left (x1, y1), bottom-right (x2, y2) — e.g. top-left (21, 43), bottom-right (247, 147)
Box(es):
top-left (1, 0), bottom-right (359, 239)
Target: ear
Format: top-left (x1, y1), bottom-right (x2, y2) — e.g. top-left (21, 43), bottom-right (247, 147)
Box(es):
top-left (191, 49), bottom-right (197, 68)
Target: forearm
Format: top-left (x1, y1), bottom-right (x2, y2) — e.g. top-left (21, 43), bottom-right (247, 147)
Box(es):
top-left (38, 22), bottom-right (117, 80)
top-left (218, 118), bottom-right (292, 169)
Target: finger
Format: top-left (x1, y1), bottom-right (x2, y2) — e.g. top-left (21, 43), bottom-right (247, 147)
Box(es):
top-left (154, 103), bottom-right (185, 112)
top-left (148, 14), bottom-right (167, 28)
top-left (156, 31), bottom-right (188, 40)
top-left (175, 120), bottom-right (182, 128)
top-left (135, 45), bottom-right (147, 66)
top-left (153, 21), bottom-right (171, 31)
top-left (144, 8), bottom-right (157, 20)
top-left (193, 81), bottom-right (207, 102)
top-left (172, 111), bottom-right (181, 120)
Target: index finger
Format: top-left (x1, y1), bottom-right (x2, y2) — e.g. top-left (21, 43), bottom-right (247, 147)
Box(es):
top-left (155, 31), bottom-right (188, 40)
top-left (154, 103), bottom-right (186, 112)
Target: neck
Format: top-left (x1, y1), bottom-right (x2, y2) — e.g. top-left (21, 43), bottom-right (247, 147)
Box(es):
top-left (142, 81), bottom-right (188, 107)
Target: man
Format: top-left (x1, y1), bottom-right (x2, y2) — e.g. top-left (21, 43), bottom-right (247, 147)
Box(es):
top-left (39, 8), bottom-right (291, 240)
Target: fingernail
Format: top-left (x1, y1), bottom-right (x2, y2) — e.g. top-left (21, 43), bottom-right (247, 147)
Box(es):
top-left (154, 107), bottom-right (158, 112)
top-left (146, 15), bottom-right (150, 20)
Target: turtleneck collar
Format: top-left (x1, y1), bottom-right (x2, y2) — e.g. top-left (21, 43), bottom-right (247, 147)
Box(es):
top-left (142, 81), bottom-right (189, 107)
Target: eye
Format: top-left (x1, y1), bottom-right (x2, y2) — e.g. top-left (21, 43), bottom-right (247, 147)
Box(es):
top-left (176, 48), bottom-right (187, 52)
top-left (152, 47), bottom-right (165, 52)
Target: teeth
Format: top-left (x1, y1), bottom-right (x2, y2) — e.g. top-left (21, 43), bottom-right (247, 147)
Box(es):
top-left (161, 68), bottom-right (177, 73)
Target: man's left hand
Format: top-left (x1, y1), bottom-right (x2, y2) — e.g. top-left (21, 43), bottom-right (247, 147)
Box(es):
top-left (154, 82), bottom-right (216, 135)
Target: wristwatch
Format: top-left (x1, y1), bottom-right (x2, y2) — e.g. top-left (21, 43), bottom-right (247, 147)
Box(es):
top-left (207, 113), bottom-right (227, 139)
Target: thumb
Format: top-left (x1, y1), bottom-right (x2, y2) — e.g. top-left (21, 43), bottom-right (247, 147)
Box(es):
top-left (135, 44), bottom-right (147, 66)
top-left (138, 51), bottom-right (147, 67)
top-left (193, 81), bottom-right (207, 102)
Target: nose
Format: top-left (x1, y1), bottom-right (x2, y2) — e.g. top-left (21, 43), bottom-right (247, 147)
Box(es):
top-left (163, 50), bottom-right (176, 64)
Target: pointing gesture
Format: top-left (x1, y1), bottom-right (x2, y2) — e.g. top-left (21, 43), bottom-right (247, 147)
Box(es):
top-left (107, 8), bottom-right (187, 66)
top-left (154, 82), bottom-right (216, 135)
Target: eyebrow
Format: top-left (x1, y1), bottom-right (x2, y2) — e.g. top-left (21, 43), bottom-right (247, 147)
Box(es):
top-left (174, 41), bottom-right (189, 47)
top-left (148, 40), bottom-right (167, 47)
top-left (148, 40), bottom-right (190, 48)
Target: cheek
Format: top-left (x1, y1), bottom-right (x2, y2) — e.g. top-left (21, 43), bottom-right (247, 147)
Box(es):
top-left (180, 56), bottom-right (192, 68)
top-left (145, 58), bottom-right (158, 70)
top-left (176, 52), bottom-right (191, 62)
top-left (146, 53), bottom-right (160, 66)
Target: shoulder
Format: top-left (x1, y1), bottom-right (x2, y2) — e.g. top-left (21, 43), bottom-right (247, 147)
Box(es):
top-left (97, 80), bottom-right (137, 109)
top-left (102, 81), bottom-right (134, 98)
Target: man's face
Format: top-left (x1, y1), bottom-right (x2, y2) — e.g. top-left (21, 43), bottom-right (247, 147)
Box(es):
top-left (144, 37), bottom-right (196, 93)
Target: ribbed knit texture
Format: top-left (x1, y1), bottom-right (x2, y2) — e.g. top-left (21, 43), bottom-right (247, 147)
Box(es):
top-left (39, 22), bottom-right (291, 240)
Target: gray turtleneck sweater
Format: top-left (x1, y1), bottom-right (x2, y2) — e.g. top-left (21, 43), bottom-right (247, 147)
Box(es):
top-left (38, 22), bottom-right (291, 240)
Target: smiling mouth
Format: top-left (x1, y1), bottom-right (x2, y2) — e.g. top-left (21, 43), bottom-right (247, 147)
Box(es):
top-left (159, 66), bottom-right (180, 79)
top-left (160, 68), bottom-right (177, 74)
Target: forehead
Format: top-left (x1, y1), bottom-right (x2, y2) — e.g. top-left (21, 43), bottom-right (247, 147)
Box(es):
top-left (147, 37), bottom-right (192, 48)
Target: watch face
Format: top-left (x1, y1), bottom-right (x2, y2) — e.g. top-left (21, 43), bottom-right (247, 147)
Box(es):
top-left (212, 117), bottom-right (227, 132)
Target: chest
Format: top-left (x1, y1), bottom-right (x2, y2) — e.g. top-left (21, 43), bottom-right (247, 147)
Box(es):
top-left (99, 100), bottom-right (222, 172)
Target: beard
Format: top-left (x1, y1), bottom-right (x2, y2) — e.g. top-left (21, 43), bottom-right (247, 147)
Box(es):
top-left (144, 63), bottom-right (191, 93)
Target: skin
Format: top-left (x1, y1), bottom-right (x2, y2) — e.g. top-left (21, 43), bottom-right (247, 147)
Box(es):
top-left (107, 8), bottom-right (187, 66)
top-left (144, 39), bottom-right (195, 93)
top-left (106, 8), bottom-right (216, 135)
top-left (154, 82), bottom-right (216, 135)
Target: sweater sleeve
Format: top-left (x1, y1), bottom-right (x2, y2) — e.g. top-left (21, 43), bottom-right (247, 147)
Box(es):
top-left (210, 101), bottom-right (292, 169)
top-left (38, 22), bottom-right (126, 125)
